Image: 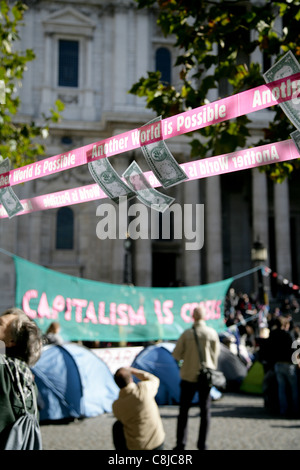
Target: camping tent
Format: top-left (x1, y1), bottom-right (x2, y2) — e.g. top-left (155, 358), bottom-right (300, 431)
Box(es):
top-left (217, 343), bottom-right (248, 390)
top-left (239, 360), bottom-right (265, 395)
top-left (31, 343), bottom-right (119, 421)
top-left (131, 342), bottom-right (181, 405)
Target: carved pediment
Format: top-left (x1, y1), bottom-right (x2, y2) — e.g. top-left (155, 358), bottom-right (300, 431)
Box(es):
top-left (43, 6), bottom-right (96, 36)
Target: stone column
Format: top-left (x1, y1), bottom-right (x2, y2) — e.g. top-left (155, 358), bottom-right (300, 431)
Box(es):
top-left (102, 8), bottom-right (113, 112)
top-left (274, 179), bottom-right (292, 279)
top-left (0, 217), bottom-right (18, 310)
top-left (20, 11), bottom-right (34, 115)
top-left (111, 156), bottom-right (129, 285)
top-left (82, 38), bottom-right (96, 121)
top-left (113, 7), bottom-right (128, 108)
top-left (252, 168), bottom-right (270, 299)
top-left (181, 179), bottom-right (201, 286)
top-left (252, 168), bottom-right (269, 254)
top-left (205, 175), bottom-right (223, 282)
top-left (134, 237), bottom-right (152, 287)
top-left (26, 212), bottom-right (42, 264)
top-left (111, 237), bottom-right (125, 284)
top-left (134, 10), bottom-right (149, 110)
top-left (41, 33), bottom-right (53, 114)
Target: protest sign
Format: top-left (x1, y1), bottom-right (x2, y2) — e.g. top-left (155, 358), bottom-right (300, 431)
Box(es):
top-left (14, 255), bottom-right (233, 342)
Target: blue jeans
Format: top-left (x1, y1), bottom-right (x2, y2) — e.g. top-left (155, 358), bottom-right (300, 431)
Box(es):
top-left (274, 362), bottom-right (299, 416)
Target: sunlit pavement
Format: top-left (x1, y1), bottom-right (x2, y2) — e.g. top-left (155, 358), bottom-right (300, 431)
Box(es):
top-left (40, 392), bottom-right (300, 451)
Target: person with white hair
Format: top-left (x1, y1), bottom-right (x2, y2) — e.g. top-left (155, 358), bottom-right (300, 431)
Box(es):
top-left (0, 308), bottom-right (43, 449)
top-left (172, 306), bottom-right (220, 450)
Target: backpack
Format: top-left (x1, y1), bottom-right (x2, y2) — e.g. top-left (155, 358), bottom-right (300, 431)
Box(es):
top-left (4, 361), bottom-right (42, 450)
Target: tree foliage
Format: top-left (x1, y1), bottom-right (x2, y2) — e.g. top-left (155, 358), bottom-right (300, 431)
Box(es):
top-left (0, 1), bottom-right (64, 168)
top-left (130, 0), bottom-right (300, 181)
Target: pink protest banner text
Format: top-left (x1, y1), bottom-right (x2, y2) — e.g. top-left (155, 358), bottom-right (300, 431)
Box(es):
top-left (1, 71), bottom-right (300, 191)
top-left (0, 138), bottom-right (297, 218)
top-left (22, 290), bottom-right (222, 326)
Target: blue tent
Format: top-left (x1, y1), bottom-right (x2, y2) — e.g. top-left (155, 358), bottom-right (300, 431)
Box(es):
top-left (31, 343), bottom-right (119, 421)
top-left (131, 342), bottom-right (222, 405)
top-left (131, 343), bottom-right (181, 405)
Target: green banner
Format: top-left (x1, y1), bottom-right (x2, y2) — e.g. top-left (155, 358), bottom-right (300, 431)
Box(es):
top-left (14, 256), bottom-right (233, 342)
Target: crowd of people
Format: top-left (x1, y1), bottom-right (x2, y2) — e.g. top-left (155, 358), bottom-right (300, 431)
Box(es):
top-left (224, 288), bottom-right (299, 349)
top-left (223, 288), bottom-right (300, 418)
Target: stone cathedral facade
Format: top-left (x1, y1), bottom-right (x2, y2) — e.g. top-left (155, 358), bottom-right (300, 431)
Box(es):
top-left (0, 0), bottom-right (299, 312)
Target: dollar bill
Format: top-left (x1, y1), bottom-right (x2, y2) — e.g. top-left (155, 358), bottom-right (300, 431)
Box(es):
top-left (88, 158), bottom-right (136, 203)
top-left (123, 160), bottom-right (175, 213)
top-left (0, 158), bottom-right (9, 174)
top-left (0, 158), bottom-right (24, 218)
top-left (140, 116), bottom-right (188, 188)
top-left (290, 129), bottom-right (300, 154)
top-left (263, 51), bottom-right (300, 131)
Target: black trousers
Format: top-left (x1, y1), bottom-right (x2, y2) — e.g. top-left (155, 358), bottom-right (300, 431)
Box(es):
top-left (112, 420), bottom-right (164, 451)
top-left (175, 377), bottom-right (211, 450)
top-left (113, 420), bottom-right (127, 451)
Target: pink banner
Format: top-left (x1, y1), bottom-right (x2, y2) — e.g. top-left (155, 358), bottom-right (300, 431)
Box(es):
top-left (1, 139), bottom-right (298, 218)
top-left (2, 72), bottom-right (300, 190)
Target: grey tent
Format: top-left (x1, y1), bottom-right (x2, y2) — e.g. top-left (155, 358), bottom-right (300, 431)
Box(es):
top-left (218, 343), bottom-right (248, 390)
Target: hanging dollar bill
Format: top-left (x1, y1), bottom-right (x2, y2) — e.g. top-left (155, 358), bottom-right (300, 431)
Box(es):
top-left (263, 51), bottom-right (300, 132)
top-left (123, 161), bottom-right (175, 213)
top-left (0, 159), bottom-right (24, 218)
top-left (0, 158), bottom-right (9, 174)
top-left (140, 116), bottom-right (188, 188)
top-left (290, 129), bottom-right (300, 154)
top-left (88, 157), bottom-right (136, 203)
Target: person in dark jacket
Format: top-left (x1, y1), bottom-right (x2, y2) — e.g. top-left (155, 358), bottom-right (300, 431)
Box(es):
top-left (0, 308), bottom-right (42, 449)
top-left (267, 316), bottom-right (299, 417)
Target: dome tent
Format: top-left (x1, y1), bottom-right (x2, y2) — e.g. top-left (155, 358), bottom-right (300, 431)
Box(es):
top-left (239, 360), bottom-right (265, 395)
top-left (131, 342), bottom-right (181, 405)
top-left (31, 343), bottom-right (119, 421)
top-left (217, 343), bottom-right (248, 390)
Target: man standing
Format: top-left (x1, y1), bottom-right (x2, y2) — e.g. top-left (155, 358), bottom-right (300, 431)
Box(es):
top-left (266, 315), bottom-right (299, 417)
top-left (112, 366), bottom-right (165, 450)
top-left (173, 306), bottom-right (220, 450)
